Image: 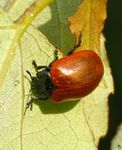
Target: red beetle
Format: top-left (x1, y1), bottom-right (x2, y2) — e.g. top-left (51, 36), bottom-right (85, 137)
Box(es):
top-left (26, 49), bottom-right (104, 109)
top-left (50, 50), bottom-right (104, 102)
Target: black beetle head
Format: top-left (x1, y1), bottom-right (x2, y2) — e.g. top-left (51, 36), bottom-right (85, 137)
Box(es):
top-left (27, 70), bottom-right (55, 100)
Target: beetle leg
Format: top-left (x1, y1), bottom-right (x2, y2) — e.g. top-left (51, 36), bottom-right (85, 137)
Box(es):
top-left (75, 32), bottom-right (82, 49)
top-left (49, 48), bottom-right (59, 67)
top-left (68, 32), bottom-right (82, 55)
top-left (23, 100), bottom-right (33, 115)
top-left (32, 49), bottom-right (59, 72)
top-left (32, 60), bottom-right (48, 72)
top-left (25, 99), bottom-right (33, 110)
top-left (23, 93), bottom-right (33, 115)
top-left (54, 48), bottom-right (59, 61)
top-left (26, 70), bottom-right (33, 78)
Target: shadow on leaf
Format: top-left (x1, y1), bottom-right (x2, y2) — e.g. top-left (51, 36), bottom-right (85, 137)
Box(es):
top-left (34, 99), bottom-right (79, 114)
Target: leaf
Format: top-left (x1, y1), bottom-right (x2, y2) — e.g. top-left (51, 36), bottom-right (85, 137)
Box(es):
top-left (0, 0), bottom-right (114, 150)
top-left (35, 0), bottom-right (82, 54)
top-left (69, 0), bottom-right (107, 52)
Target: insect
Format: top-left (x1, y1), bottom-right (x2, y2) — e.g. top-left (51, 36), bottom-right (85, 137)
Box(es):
top-left (26, 34), bottom-right (104, 110)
